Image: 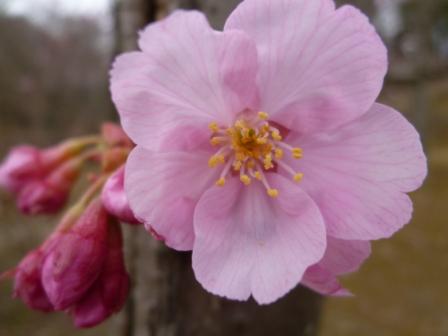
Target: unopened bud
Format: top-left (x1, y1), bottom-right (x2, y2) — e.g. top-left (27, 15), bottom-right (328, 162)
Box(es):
top-left (41, 199), bottom-right (109, 310)
top-left (17, 158), bottom-right (82, 215)
top-left (0, 146), bottom-right (43, 194)
top-left (71, 221), bottom-right (129, 328)
top-left (101, 166), bottom-right (140, 225)
top-left (11, 248), bottom-right (54, 312)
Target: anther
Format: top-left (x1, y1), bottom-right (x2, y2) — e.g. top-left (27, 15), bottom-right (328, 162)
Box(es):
top-left (216, 177), bottom-right (226, 187)
top-left (294, 173), bottom-right (304, 182)
top-left (208, 155), bottom-right (225, 168)
top-left (240, 175), bottom-right (251, 186)
top-left (267, 189), bottom-right (279, 198)
top-left (292, 148), bottom-right (303, 159)
top-left (271, 130), bottom-right (282, 141)
top-left (210, 137), bottom-right (221, 146)
top-left (274, 148), bottom-right (284, 159)
top-left (258, 111), bottom-right (269, 120)
top-left (209, 122), bottom-right (219, 133)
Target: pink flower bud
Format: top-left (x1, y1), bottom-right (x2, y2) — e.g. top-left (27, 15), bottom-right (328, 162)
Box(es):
top-left (12, 248), bottom-right (54, 312)
top-left (72, 221), bottom-right (129, 328)
top-left (101, 166), bottom-right (140, 225)
top-left (17, 158), bottom-right (82, 215)
top-left (101, 122), bottom-right (133, 148)
top-left (0, 141), bottom-right (84, 196)
top-left (41, 199), bottom-right (109, 310)
top-left (0, 146), bottom-right (43, 194)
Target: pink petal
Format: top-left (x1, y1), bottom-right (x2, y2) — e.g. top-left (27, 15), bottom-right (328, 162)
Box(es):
top-left (301, 265), bottom-right (352, 297)
top-left (287, 103), bottom-right (427, 240)
top-left (125, 146), bottom-right (218, 251)
top-left (320, 237), bottom-right (371, 275)
top-left (111, 10), bottom-right (258, 149)
top-left (225, 0), bottom-right (387, 134)
top-left (192, 174), bottom-right (326, 304)
top-left (302, 238), bottom-right (370, 296)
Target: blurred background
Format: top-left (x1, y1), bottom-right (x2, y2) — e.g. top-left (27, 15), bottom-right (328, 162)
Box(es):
top-left (0, 0), bottom-right (447, 335)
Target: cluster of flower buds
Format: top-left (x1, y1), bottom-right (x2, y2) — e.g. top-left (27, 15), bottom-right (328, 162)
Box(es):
top-left (0, 123), bottom-right (139, 328)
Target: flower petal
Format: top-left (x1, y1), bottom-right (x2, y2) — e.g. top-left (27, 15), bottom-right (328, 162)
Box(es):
top-left (192, 174), bottom-right (326, 304)
top-left (225, 0), bottom-right (387, 134)
top-left (286, 103), bottom-right (427, 240)
top-left (319, 237), bottom-right (371, 275)
top-left (111, 10), bottom-right (258, 149)
top-left (125, 146), bottom-right (218, 251)
top-left (301, 265), bottom-right (352, 297)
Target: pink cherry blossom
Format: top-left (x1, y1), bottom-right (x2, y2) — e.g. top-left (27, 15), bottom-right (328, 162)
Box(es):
top-left (111, 0), bottom-right (427, 303)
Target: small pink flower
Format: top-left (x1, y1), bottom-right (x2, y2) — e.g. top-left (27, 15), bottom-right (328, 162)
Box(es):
top-left (111, 0), bottom-right (427, 303)
top-left (71, 221), bottom-right (129, 328)
top-left (101, 166), bottom-right (141, 224)
top-left (16, 158), bottom-right (82, 215)
top-left (41, 199), bottom-right (109, 310)
top-left (10, 248), bottom-right (54, 312)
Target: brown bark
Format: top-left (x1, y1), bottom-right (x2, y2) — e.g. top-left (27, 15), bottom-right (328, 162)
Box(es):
top-left (114, 1), bottom-right (323, 335)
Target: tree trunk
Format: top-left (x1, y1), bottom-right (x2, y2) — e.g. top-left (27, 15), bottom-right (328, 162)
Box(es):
top-left (114, 1), bottom-right (323, 335)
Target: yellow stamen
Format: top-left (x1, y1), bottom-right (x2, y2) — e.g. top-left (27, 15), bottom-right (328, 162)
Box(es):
top-left (274, 148), bottom-right (284, 160)
top-left (271, 130), bottom-right (282, 141)
top-left (264, 153), bottom-right (274, 170)
top-left (267, 189), bottom-right (279, 198)
top-left (208, 155), bottom-right (225, 168)
top-left (294, 173), bottom-right (304, 182)
top-left (256, 137), bottom-right (268, 145)
top-left (246, 160), bottom-right (256, 169)
top-left (292, 147), bottom-right (303, 159)
top-left (233, 160), bottom-right (243, 171)
top-left (210, 137), bottom-right (221, 146)
top-left (216, 177), bottom-right (226, 187)
top-left (254, 171), bottom-right (262, 180)
top-left (209, 122), bottom-right (219, 133)
top-left (240, 175), bottom-right (251, 186)
top-left (258, 111), bottom-right (269, 120)
top-left (235, 152), bottom-right (245, 162)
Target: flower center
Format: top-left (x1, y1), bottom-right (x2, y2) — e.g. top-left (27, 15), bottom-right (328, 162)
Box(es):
top-left (208, 112), bottom-right (304, 198)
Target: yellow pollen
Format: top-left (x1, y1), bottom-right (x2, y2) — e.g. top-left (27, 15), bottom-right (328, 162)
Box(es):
top-left (207, 117), bottom-right (304, 190)
top-left (294, 173), bottom-right (304, 182)
top-left (216, 177), bottom-right (226, 187)
top-left (292, 148), bottom-right (303, 159)
top-left (258, 111), bottom-right (269, 120)
top-left (246, 160), bottom-right (256, 169)
top-left (267, 189), bottom-right (279, 198)
top-left (271, 131), bottom-right (282, 141)
top-left (264, 154), bottom-right (274, 170)
top-left (210, 137), bottom-right (221, 146)
top-left (233, 160), bottom-right (243, 171)
top-left (240, 175), bottom-right (251, 186)
top-left (208, 155), bottom-right (225, 168)
top-left (209, 122), bottom-right (219, 133)
top-left (235, 152), bottom-right (245, 162)
top-left (274, 148), bottom-right (284, 159)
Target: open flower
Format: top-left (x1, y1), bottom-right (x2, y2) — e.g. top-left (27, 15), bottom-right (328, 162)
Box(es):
top-left (111, 0), bottom-right (427, 303)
